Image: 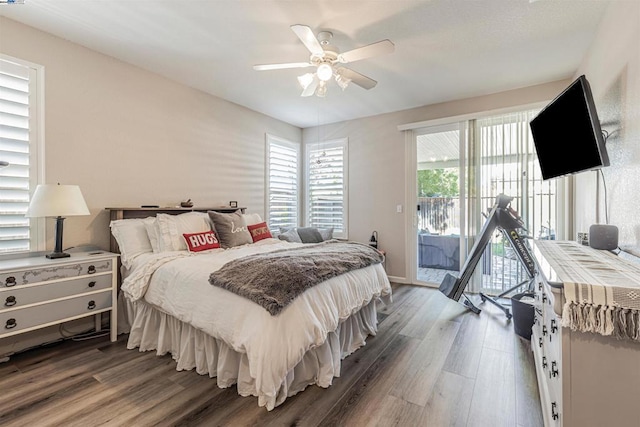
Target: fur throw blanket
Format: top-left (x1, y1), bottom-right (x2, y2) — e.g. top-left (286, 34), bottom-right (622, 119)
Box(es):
top-left (209, 240), bottom-right (384, 315)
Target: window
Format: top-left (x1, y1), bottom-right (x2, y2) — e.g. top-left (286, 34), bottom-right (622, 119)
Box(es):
top-left (0, 55), bottom-right (43, 254)
top-left (265, 134), bottom-right (300, 230)
top-left (306, 138), bottom-right (348, 238)
top-left (474, 109), bottom-right (556, 294)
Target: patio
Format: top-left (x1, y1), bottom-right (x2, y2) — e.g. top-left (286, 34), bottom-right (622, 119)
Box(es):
top-left (418, 252), bottom-right (528, 296)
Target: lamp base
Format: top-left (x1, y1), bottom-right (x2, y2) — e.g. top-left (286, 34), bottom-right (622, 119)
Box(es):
top-left (46, 251), bottom-right (70, 259)
top-left (47, 216), bottom-right (70, 259)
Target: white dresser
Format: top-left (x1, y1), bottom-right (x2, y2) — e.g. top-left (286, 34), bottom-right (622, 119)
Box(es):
top-left (531, 240), bottom-right (640, 427)
top-left (0, 249), bottom-right (119, 349)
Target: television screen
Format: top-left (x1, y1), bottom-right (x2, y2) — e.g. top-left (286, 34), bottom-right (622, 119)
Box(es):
top-left (530, 75), bottom-right (609, 180)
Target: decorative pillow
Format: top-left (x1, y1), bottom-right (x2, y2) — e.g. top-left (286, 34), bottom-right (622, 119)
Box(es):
top-left (110, 218), bottom-right (153, 268)
top-left (182, 230), bottom-right (221, 252)
top-left (207, 210), bottom-right (253, 248)
top-left (318, 227), bottom-right (334, 241)
top-left (247, 222), bottom-right (272, 242)
top-left (242, 213), bottom-right (263, 226)
top-left (156, 212), bottom-right (212, 251)
top-left (277, 227), bottom-right (302, 243)
top-left (143, 217), bottom-right (162, 252)
top-left (296, 227), bottom-right (324, 243)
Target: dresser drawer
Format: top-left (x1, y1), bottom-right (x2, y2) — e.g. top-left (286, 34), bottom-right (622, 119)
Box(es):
top-left (545, 374), bottom-right (562, 426)
top-left (0, 259), bottom-right (112, 288)
top-left (0, 290), bottom-right (112, 338)
top-left (0, 274), bottom-right (112, 312)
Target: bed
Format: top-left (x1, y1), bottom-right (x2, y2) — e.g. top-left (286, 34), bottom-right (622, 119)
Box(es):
top-left (108, 207), bottom-right (392, 411)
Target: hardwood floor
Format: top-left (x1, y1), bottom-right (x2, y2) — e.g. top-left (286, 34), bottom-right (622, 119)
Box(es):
top-left (0, 284), bottom-right (543, 426)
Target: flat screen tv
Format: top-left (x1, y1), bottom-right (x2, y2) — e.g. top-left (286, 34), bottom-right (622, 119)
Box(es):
top-left (530, 75), bottom-right (609, 180)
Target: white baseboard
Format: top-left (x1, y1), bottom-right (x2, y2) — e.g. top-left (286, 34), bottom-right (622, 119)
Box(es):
top-left (386, 275), bottom-right (409, 284)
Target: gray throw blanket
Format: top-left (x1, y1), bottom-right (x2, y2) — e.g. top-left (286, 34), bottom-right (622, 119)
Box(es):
top-left (209, 240), bottom-right (384, 315)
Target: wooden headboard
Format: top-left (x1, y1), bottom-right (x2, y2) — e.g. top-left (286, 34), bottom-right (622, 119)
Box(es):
top-left (106, 206), bottom-right (246, 254)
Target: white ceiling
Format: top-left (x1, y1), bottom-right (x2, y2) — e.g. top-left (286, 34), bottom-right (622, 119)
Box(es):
top-left (0, 0), bottom-right (611, 128)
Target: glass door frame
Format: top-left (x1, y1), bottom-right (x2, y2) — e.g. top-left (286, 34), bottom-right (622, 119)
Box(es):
top-left (408, 121), bottom-right (467, 287)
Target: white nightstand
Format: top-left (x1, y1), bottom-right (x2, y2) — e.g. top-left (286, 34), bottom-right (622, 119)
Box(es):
top-left (0, 249), bottom-right (119, 348)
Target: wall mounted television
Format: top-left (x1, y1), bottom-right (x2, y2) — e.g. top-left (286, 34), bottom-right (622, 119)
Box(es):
top-left (529, 75), bottom-right (609, 180)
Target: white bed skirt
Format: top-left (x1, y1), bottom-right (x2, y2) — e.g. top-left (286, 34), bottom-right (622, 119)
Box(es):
top-left (118, 294), bottom-right (383, 410)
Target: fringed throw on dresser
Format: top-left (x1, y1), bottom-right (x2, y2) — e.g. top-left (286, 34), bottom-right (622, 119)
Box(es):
top-left (535, 240), bottom-right (640, 342)
top-left (209, 240), bottom-right (384, 315)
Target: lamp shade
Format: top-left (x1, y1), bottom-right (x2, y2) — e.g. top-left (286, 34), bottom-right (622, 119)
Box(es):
top-left (25, 184), bottom-right (90, 218)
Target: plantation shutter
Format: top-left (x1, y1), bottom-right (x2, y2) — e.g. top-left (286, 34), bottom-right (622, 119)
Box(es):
top-left (267, 136), bottom-right (299, 230)
top-left (0, 59), bottom-right (32, 253)
top-left (307, 138), bottom-right (348, 238)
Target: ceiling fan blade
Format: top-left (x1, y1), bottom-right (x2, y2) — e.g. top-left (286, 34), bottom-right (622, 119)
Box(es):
top-left (338, 39), bottom-right (395, 63)
top-left (290, 24), bottom-right (324, 56)
top-left (337, 67), bottom-right (377, 90)
top-left (253, 62), bottom-right (313, 71)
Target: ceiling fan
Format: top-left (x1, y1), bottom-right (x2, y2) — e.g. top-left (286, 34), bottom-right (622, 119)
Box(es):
top-left (253, 25), bottom-right (394, 97)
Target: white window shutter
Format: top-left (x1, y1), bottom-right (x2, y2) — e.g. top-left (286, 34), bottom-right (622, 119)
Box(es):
top-left (306, 138), bottom-right (348, 238)
top-left (0, 59), bottom-right (32, 253)
top-left (266, 135), bottom-right (300, 230)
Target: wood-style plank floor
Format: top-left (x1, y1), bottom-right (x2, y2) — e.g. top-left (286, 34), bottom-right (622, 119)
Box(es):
top-left (0, 284), bottom-right (543, 427)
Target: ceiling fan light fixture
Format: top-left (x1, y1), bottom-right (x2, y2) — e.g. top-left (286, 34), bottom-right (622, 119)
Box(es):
top-left (316, 81), bottom-right (327, 97)
top-left (335, 74), bottom-right (351, 90)
top-left (297, 73), bottom-right (315, 90)
top-left (316, 63), bottom-right (333, 82)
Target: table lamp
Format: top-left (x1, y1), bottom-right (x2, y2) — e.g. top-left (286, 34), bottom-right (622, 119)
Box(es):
top-left (25, 184), bottom-right (90, 259)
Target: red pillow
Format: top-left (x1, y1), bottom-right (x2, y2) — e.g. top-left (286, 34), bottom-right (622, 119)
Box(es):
top-left (247, 222), bottom-right (272, 242)
top-left (182, 230), bottom-right (220, 252)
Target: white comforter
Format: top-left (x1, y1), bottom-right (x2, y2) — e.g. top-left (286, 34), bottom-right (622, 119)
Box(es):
top-left (121, 238), bottom-right (392, 409)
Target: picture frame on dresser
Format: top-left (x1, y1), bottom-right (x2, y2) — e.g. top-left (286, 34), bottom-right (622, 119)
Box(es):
top-left (0, 249), bottom-right (120, 359)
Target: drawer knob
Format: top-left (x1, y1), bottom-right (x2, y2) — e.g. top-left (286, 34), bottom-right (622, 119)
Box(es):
top-left (88, 281), bottom-right (96, 288)
top-left (87, 265), bottom-right (96, 274)
top-left (87, 300), bottom-right (96, 310)
top-left (551, 402), bottom-right (559, 420)
top-left (5, 318), bottom-right (16, 329)
top-left (5, 276), bottom-right (16, 287)
top-left (4, 296), bottom-right (16, 307)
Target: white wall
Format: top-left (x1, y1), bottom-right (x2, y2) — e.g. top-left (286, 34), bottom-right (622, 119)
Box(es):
top-left (0, 17), bottom-right (301, 252)
top-left (573, 1), bottom-right (640, 254)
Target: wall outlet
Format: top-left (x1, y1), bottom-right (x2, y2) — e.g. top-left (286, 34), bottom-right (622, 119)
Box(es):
top-left (396, 204), bottom-right (403, 213)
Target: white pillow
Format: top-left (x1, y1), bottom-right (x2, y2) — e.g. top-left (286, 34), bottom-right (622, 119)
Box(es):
top-left (110, 218), bottom-right (153, 268)
top-left (156, 212), bottom-right (212, 251)
top-left (143, 217), bottom-right (162, 253)
top-left (242, 213), bottom-right (263, 226)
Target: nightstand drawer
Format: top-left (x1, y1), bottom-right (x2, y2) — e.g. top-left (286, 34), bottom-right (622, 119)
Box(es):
top-left (0, 259), bottom-right (113, 288)
top-left (0, 290), bottom-right (112, 338)
top-left (0, 274), bottom-right (112, 311)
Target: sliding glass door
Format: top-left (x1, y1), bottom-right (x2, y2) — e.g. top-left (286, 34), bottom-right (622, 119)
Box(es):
top-left (413, 123), bottom-right (468, 286)
top-left (410, 108), bottom-right (558, 296)
top-left (475, 111), bottom-right (557, 295)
